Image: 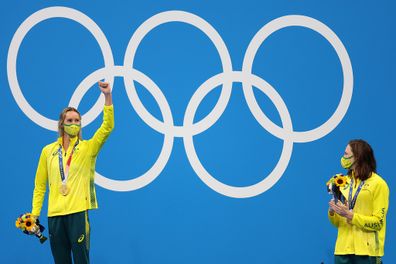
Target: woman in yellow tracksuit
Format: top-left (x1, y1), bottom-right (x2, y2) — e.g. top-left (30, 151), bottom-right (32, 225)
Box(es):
top-left (31, 81), bottom-right (114, 264)
top-left (329, 139), bottom-right (389, 264)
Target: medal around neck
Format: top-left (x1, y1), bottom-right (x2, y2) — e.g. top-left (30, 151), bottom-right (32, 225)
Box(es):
top-left (60, 184), bottom-right (70, 196)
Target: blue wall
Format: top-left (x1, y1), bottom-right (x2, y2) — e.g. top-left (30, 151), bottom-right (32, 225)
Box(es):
top-left (1, 1), bottom-right (395, 263)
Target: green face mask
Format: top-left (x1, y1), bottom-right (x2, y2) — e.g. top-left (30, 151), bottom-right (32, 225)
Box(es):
top-left (340, 155), bottom-right (354, 169)
top-left (63, 124), bottom-right (81, 137)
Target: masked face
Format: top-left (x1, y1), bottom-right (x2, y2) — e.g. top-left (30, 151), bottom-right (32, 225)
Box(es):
top-left (341, 144), bottom-right (355, 169)
top-left (341, 155), bottom-right (354, 169)
top-left (63, 111), bottom-right (81, 138)
top-left (63, 124), bottom-right (81, 137)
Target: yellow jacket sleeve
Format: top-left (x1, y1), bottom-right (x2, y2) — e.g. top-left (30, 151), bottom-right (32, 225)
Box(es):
top-left (90, 105), bottom-right (114, 156)
top-left (31, 148), bottom-right (48, 216)
top-left (351, 179), bottom-right (389, 231)
top-left (328, 210), bottom-right (341, 227)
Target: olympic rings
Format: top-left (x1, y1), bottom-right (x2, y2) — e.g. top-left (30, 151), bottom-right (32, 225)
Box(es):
top-left (124, 10), bottom-right (233, 137)
top-left (7, 7), bottom-right (115, 130)
top-left (183, 71), bottom-right (294, 198)
top-left (242, 15), bottom-right (353, 143)
top-left (7, 7), bottom-right (353, 198)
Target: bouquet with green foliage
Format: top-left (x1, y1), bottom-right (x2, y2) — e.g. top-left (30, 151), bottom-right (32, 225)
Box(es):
top-left (326, 174), bottom-right (349, 204)
top-left (15, 213), bottom-right (47, 243)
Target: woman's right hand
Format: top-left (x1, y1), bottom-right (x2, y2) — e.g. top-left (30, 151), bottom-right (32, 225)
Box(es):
top-left (98, 81), bottom-right (111, 94)
top-left (329, 199), bottom-right (354, 221)
top-left (98, 81), bottom-right (113, 105)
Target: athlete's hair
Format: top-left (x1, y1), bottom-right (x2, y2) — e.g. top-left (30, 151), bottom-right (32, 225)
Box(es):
top-left (347, 139), bottom-right (376, 180)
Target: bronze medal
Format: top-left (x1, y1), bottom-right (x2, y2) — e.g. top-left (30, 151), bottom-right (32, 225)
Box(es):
top-left (60, 184), bottom-right (69, 196)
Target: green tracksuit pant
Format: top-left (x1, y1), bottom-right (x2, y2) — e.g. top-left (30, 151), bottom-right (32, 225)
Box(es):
top-left (48, 211), bottom-right (90, 264)
top-left (335, 255), bottom-right (382, 264)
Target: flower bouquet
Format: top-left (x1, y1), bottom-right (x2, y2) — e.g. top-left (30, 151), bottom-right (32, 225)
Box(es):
top-left (326, 174), bottom-right (349, 204)
top-left (15, 213), bottom-right (47, 244)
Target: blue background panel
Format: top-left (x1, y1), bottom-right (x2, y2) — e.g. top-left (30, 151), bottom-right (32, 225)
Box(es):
top-left (1, 1), bottom-right (395, 263)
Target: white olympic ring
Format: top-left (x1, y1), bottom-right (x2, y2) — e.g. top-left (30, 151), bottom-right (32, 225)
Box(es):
top-left (7, 7), bottom-right (353, 198)
top-left (7, 6), bottom-right (115, 130)
top-left (242, 15), bottom-right (353, 143)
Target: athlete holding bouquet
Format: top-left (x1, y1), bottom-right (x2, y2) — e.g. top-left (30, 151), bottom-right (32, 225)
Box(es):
top-left (328, 140), bottom-right (389, 264)
top-left (31, 81), bottom-right (113, 263)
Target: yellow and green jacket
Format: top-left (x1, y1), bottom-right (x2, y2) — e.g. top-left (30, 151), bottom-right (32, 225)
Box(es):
top-left (328, 172), bottom-right (389, 256)
top-left (32, 105), bottom-right (114, 217)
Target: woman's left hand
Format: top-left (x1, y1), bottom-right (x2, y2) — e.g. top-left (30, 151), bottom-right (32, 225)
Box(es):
top-left (329, 200), bottom-right (354, 221)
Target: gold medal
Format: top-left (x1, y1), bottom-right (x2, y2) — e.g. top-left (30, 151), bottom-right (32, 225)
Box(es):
top-left (60, 184), bottom-right (69, 196)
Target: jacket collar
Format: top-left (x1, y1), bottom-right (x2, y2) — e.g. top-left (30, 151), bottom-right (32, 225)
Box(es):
top-left (57, 135), bottom-right (79, 146)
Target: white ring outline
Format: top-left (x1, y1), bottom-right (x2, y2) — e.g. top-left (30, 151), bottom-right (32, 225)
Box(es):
top-left (183, 71), bottom-right (293, 198)
top-left (6, 8), bottom-right (354, 197)
top-left (68, 65), bottom-right (174, 191)
top-left (7, 6), bottom-right (115, 131)
top-left (243, 15), bottom-right (353, 143)
top-left (123, 10), bottom-right (233, 137)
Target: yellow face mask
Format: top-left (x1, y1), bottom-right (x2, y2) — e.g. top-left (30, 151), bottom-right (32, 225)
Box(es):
top-left (63, 124), bottom-right (81, 137)
top-left (340, 155), bottom-right (354, 169)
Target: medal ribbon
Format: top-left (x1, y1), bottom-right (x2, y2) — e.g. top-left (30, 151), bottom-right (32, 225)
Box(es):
top-left (58, 140), bottom-right (79, 184)
top-left (348, 178), bottom-right (365, 210)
